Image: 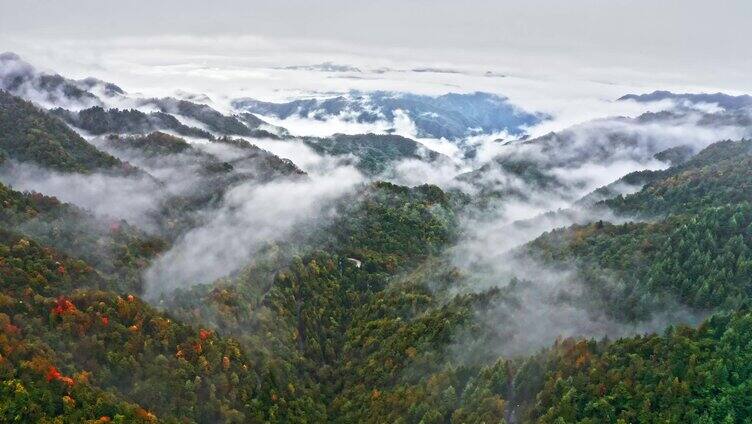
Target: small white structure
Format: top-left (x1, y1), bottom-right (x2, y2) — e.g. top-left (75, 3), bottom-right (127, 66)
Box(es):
top-left (346, 257), bottom-right (362, 268)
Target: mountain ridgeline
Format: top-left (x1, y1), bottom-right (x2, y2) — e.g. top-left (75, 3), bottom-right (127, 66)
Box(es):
top-left (232, 91), bottom-right (547, 140)
top-left (2, 52), bottom-right (752, 423)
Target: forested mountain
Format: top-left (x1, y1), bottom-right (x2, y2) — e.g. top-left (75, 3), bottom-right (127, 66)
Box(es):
top-left (50, 106), bottom-right (215, 139)
top-left (50, 100), bottom-right (284, 141)
top-left (0, 52), bottom-right (106, 109)
top-left (92, 132), bottom-right (306, 238)
top-left (132, 98), bottom-right (284, 139)
top-left (1, 53), bottom-right (285, 141)
top-left (0, 91), bottom-right (126, 173)
top-left (1, 54), bottom-right (458, 180)
top-left (524, 139), bottom-right (752, 313)
top-left (300, 133), bottom-right (451, 175)
top-left (3, 51), bottom-right (752, 423)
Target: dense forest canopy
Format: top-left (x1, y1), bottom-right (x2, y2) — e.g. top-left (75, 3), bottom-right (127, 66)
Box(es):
top-left (1, 45), bottom-right (752, 424)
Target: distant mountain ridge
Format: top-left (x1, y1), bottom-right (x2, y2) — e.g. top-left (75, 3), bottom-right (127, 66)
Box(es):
top-left (0, 52), bottom-right (107, 109)
top-left (619, 90), bottom-right (752, 110)
top-left (232, 91), bottom-right (546, 140)
top-left (0, 52), bottom-right (285, 140)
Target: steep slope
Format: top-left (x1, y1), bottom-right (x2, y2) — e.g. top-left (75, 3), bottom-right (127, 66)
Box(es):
top-left (5, 132), bottom-right (752, 423)
top-left (603, 138), bottom-right (752, 216)
top-left (0, 91), bottom-right (125, 173)
top-left (523, 139), bottom-right (752, 318)
top-left (162, 182), bottom-right (463, 422)
top-left (529, 309), bottom-right (752, 423)
top-left (455, 107), bottom-right (752, 213)
top-left (0, 181), bottom-right (164, 292)
top-left (0, 227), bottom-right (272, 422)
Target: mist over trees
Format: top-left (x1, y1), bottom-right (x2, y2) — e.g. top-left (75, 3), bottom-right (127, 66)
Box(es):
top-left (1, 49), bottom-right (752, 423)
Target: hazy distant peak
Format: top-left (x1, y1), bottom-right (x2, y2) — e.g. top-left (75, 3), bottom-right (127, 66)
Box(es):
top-left (280, 62), bottom-right (362, 72)
top-left (0, 51), bottom-right (104, 109)
top-left (233, 90), bottom-right (545, 140)
top-left (619, 90), bottom-right (752, 110)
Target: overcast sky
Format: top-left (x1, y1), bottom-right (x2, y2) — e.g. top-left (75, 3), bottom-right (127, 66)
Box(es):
top-left (1, 0), bottom-right (750, 121)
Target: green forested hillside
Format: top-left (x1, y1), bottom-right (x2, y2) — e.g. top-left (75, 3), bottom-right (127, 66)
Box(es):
top-left (3, 82), bottom-right (752, 424)
top-left (0, 182), bottom-right (164, 293)
top-left (0, 91), bottom-right (124, 173)
top-left (527, 139), bottom-right (752, 316)
top-left (603, 139), bottom-right (752, 216)
top-left (0, 226), bottom-right (270, 422)
top-left (51, 106), bottom-right (215, 139)
top-left (301, 134), bottom-right (449, 175)
top-left (513, 138), bottom-right (752, 421)
top-left (530, 309), bottom-right (752, 423)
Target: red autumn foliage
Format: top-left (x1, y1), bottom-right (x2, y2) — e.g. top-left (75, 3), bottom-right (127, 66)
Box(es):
top-left (199, 328), bottom-right (211, 340)
top-left (127, 294), bottom-right (135, 302)
top-left (52, 297), bottom-right (77, 315)
top-left (46, 366), bottom-right (75, 386)
top-left (57, 265), bottom-right (66, 275)
top-left (4, 323), bottom-right (19, 334)
top-left (46, 366), bottom-right (62, 382)
top-left (101, 316), bottom-right (109, 326)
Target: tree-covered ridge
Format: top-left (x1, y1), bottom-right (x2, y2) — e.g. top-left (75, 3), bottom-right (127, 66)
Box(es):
top-left (211, 136), bottom-right (306, 179)
top-left (0, 225), bottom-right (276, 423)
top-left (160, 182), bottom-right (480, 422)
top-left (160, 183), bottom-right (524, 423)
top-left (97, 132), bottom-right (305, 239)
top-left (4, 131), bottom-right (752, 422)
top-left (0, 91), bottom-right (125, 173)
top-left (102, 132), bottom-right (198, 157)
top-left (0, 52), bottom-right (106, 110)
top-left (524, 139), bottom-right (752, 318)
top-left (135, 98), bottom-right (269, 138)
top-left (526, 203), bottom-right (752, 318)
top-left (51, 107), bottom-right (286, 142)
top-left (102, 132), bottom-right (303, 180)
top-left (51, 106), bottom-right (214, 140)
top-left (529, 308), bottom-right (752, 423)
top-left (603, 139), bottom-right (752, 216)
top-left (0, 182), bottom-right (164, 293)
top-left (317, 181), bottom-right (458, 271)
top-left (300, 133), bottom-right (449, 175)
top-left (456, 158), bottom-right (566, 210)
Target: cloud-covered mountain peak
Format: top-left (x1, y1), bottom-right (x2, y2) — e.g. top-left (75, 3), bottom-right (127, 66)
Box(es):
top-left (0, 52), bottom-right (111, 110)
